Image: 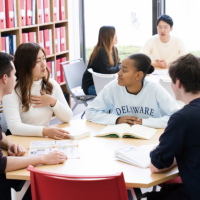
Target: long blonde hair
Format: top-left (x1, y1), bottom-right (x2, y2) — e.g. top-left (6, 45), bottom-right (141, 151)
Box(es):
top-left (90, 26), bottom-right (119, 66)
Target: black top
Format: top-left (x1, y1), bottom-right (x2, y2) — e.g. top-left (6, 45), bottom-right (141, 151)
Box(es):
top-left (150, 98), bottom-right (200, 200)
top-left (0, 125), bottom-right (7, 174)
top-left (82, 47), bottom-right (121, 95)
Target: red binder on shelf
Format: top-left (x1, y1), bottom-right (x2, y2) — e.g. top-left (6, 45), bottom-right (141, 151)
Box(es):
top-left (59, 0), bottom-right (65, 20)
top-left (56, 59), bottom-right (61, 84)
top-left (60, 57), bottom-right (66, 82)
top-left (26, 0), bottom-right (32, 25)
top-left (43, 0), bottom-right (50, 23)
top-left (43, 29), bottom-right (50, 55)
top-left (60, 26), bottom-right (66, 52)
top-left (55, 27), bottom-right (58, 53)
top-left (22, 33), bottom-right (28, 43)
top-left (39, 30), bottom-right (44, 48)
top-left (46, 61), bottom-right (51, 77)
top-left (0, 0), bottom-right (6, 29)
top-left (5, 0), bottom-right (14, 28)
top-left (38, 0), bottom-right (42, 24)
top-left (20, 0), bottom-right (25, 26)
top-left (1, 37), bottom-right (5, 52)
top-left (53, 0), bottom-right (58, 21)
top-left (28, 32), bottom-right (36, 43)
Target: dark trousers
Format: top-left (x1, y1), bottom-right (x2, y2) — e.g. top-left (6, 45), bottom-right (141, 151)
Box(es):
top-left (0, 173), bottom-right (32, 200)
top-left (144, 183), bottom-right (190, 200)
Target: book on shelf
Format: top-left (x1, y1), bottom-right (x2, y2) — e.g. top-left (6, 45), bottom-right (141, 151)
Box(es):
top-left (51, 61), bottom-right (55, 79)
top-left (1, 35), bottom-right (16, 55)
top-left (62, 127), bottom-right (91, 140)
top-left (13, 0), bottom-right (17, 27)
top-left (59, 0), bottom-right (65, 20)
top-left (39, 30), bottom-right (44, 48)
top-left (1, 37), bottom-right (6, 52)
top-left (22, 32), bottom-right (28, 43)
top-left (56, 58), bottom-right (61, 84)
top-left (96, 124), bottom-right (157, 139)
top-left (5, 0), bottom-right (15, 28)
top-left (60, 26), bottom-right (66, 52)
top-left (115, 144), bottom-right (155, 168)
top-left (28, 32), bottom-right (36, 43)
top-left (0, 0), bottom-right (6, 29)
top-left (32, 0), bottom-right (36, 25)
top-left (26, 0), bottom-right (32, 25)
top-left (43, 0), bottom-right (50, 23)
top-left (60, 57), bottom-right (66, 82)
top-left (20, 0), bottom-right (26, 26)
top-left (53, 0), bottom-right (58, 21)
top-left (29, 140), bottom-right (79, 159)
top-left (55, 27), bottom-right (61, 53)
top-left (43, 29), bottom-right (51, 55)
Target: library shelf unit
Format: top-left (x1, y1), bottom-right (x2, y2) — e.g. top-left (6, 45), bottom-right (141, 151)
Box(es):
top-left (0, 0), bottom-right (71, 107)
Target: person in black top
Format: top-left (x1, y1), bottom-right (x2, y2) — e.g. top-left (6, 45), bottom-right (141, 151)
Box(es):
top-left (143, 53), bottom-right (200, 200)
top-left (82, 26), bottom-right (121, 95)
top-left (0, 52), bottom-right (68, 200)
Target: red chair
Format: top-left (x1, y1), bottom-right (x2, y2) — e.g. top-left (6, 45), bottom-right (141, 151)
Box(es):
top-left (27, 165), bottom-right (129, 200)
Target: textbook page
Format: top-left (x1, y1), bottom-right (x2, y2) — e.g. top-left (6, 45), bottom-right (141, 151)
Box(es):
top-left (125, 125), bottom-right (157, 139)
top-left (29, 140), bottom-right (78, 149)
top-left (29, 147), bottom-right (80, 159)
top-left (96, 123), bottom-right (130, 137)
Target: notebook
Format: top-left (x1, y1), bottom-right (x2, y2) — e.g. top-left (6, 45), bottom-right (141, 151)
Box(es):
top-left (115, 144), bottom-right (156, 168)
top-left (62, 128), bottom-right (91, 140)
top-left (95, 124), bottom-right (157, 139)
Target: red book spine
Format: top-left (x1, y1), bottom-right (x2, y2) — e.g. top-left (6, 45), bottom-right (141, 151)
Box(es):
top-left (26, 0), bottom-right (32, 25)
top-left (38, 0), bottom-right (42, 24)
top-left (53, 0), bottom-right (57, 22)
top-left (0, 0), bottom-right (6, 29)
top-left (43, 29), bottom-right (50, 55)
top-left (20, 0), bottom-right (25, 26)
top-left (1, 37), bottom-right (5, 52)
top-left (60, 26), bottom-right (66, 52)
top-left (60, 57), bottom-right (66, 82)
top-left (5, 0), bottom-right (14, 28)
top-left (43, 0), bottom-right (49, 23)
top-left (56, 59), bottom-right (61, 84)
top-left (55, 28), bottom-right (58, 53)
top-left (59, 0), bottom-right (65, 20)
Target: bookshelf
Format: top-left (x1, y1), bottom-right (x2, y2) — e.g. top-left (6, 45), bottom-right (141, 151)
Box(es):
top-left (0, 0), bottom-right (71, 107)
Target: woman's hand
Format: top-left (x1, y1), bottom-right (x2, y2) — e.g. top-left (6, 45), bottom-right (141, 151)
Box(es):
top-left (116, 116), bottom-right (142, 125)
top-left (42, 150), bottom-right (67, 165)
top-left (8, 144), bottom-right (26, 156)
top-left (43, 127), bottom-right (70, 140)
top-left (30, 90), bottom-right (57, 108)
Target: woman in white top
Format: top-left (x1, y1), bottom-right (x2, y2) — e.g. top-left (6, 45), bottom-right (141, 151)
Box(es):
top-left (3, 43), bottom-right (73, 139)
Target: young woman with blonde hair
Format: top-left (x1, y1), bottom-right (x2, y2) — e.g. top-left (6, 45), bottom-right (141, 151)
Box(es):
top-left (3, 43), bottom-right (72, 139)
top-left (82, 26), bottom-right (120, 95)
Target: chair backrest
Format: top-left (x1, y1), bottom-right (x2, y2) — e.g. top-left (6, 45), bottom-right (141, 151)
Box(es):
top-left (159, 78), bottom-right (175, 98)
top-left (88, 69), bottom-right (116, 95)
top-left (27, 166), bottom-right (128, 200)
top-left (0, 113), bottom-right (7, 133)
top-left (61, 59), bottom-right (86, 96)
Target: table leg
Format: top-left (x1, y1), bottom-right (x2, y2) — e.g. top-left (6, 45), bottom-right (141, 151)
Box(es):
top-left (11, 180), bottom-right (30, 200)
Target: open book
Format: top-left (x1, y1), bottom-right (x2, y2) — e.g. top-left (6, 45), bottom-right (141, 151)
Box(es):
top-left (96, 124), bottom-right (157, 139)
top-left (29, 140), bottom-right (79, 159)
top-left (62, 128), bottom-right (91, 140)
top-left (115, 144), bottom-right (156, 168)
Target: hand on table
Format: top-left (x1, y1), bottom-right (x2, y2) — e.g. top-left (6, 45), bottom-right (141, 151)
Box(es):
top-left (116, 116), bottom-right (142, 126)
top-left (8, 144), bottom-right (26, 156)
top-left (43, 127), bottom-right (70, 140)
top-left (155, 59), bottom-right (168, 68)
top-left (30, 90), bottom-right (57, 108)
top-left (42, 150), bottom-right (67, 165)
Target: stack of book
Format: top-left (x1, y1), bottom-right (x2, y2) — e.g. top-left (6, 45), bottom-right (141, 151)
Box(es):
top-left (39, 29), bottom-right (53, 55)
top-left (1, 35), bottom-right (17, 55)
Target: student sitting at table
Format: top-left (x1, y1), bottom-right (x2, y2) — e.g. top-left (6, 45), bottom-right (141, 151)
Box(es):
top-left (143, 54), bottom-right (200, 200)
top-left (0, 52), bottom-right (67, 200)
top-left (140, 14), bottom-right (187, 68)
top-left (82, 25), bottom-right (121, 96)
top-left (3, 43), bottom-right (73, 139)
top-left (85, 53), bottom-right (180, 128)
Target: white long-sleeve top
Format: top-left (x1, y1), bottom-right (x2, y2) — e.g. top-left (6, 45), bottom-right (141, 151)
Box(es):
top-left (3, 78), bottom-right (73, 136)
top-left (140, 34), bottom-right (188, 63)
top-left (86, 79), bottom-right (180, 128)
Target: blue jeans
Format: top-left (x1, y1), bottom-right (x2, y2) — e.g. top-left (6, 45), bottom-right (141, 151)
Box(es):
top-left (88, 85), bottom-right (97, 96)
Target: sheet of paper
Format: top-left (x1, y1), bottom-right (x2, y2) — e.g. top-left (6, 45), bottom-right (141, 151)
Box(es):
top-left (152, 69), bottom-right (168, 75)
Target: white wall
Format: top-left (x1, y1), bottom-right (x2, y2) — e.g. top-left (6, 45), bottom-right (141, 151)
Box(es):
top-left (68, 0), bottom-right (80, 60)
